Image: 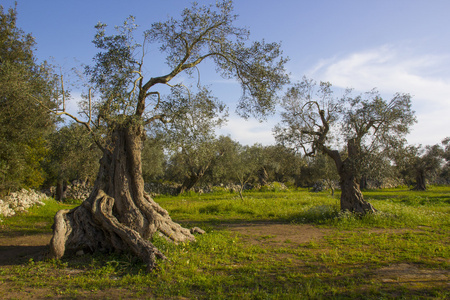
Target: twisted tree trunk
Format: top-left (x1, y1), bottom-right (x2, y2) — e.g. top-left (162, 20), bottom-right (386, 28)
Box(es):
top-left (178, 167), bottom-right (207, 195)
top-left (339, 171), bottom-right (376, 214)
top-left (325, 139), bottom-right (376, 215)
top-left (413, 171), bottom-right (427, 191)
top-left (338, 139), bottom-right (376, 214)
top-left (49, 122), bottom-right (199, 271)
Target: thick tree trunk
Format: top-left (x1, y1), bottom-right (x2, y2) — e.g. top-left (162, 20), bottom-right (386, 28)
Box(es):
top-left (337, 140), bottom-right (376, 214)
top-left (339, 175), bottom-right (376, 214)
top-left (49, 122), bottom-right (199, 271)
top-left (413, 171), bottom-right (427, 190)
top-left (178, 169), bottom-right (206, 194)
top-left (327, 139), bottom-right (376, 215)
top-left (258, 167), bottom-right (269, 186)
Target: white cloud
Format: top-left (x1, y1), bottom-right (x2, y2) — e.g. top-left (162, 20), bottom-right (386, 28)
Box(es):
top-left (216, 115), bottom-right (277, 146)
top-left (308, 44), bottom-right (450, 145)
top-left (65, 93), bottom-right (82, 115)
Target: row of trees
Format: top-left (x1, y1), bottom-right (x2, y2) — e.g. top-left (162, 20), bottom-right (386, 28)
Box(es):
top-left (144, 134), bottom-right (450, 193)
top-left (2, 1), bottom-right (449, 270)
top-left (33, 120), bottom-right (450, 199)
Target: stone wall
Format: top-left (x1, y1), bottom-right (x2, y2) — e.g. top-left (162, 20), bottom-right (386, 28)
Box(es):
top-left (0, 189), bottom-right (46, 218)
top-left (45, 180), bottom-right (92, 201)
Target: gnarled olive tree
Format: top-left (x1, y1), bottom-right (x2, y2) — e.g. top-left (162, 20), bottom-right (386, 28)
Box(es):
top-left (274, 77), bottom-right (415, 214)
top-left (48, 1), bottom-right (288, 270)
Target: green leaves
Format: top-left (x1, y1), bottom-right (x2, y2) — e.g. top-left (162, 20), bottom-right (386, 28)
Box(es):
top-left (276, 77), bottom-right (416, 162)
top-left (87, 0), bottom-right (287, 127)
top-left (0, 6), bottom-right (57, 192)
top-left (43, 123), bottom-right (101, 186)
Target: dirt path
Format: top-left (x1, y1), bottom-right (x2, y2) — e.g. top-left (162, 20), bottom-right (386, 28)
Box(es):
top-left (0, 223), bottom-right (326, 266)
top-left (0, 233), bottom-right (52, 266)
top-left (221, 222), bottom-right (328, 247)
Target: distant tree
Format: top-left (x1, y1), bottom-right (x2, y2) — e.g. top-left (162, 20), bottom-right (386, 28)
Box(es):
top-left (47, 1), bottom-right (288, 270)
top-left (0, 5), bottom-right (58, 194)
top-left (399, 144), bottom-right (444, 190)
top-left (440, 137), bottom-right (450, 184)
top-left (357, 146), bottom-right (399, 190)
top-left (231, 144), bottom-right (264, 200)
top-left (274, 77), bottom-right (416, 214)
top-left (141, 137), bottom-right (165, 184)
top-left (163, 87), bottom-right (228, 194)
top-left (300, 152), bottom-right (339, 194)
top-left (261, 145), bottom-right (303, 185)
top-left (208, 135), bottom-right (241, 185)
top-left (208, 140), bottom-right (261, 199)
top-left (44, 123), bottom-right (101, 200)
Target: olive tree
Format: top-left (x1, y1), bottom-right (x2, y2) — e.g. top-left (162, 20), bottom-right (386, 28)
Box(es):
top-left (44, 123), bottom-right (101, 200)
top-left (0, 5), bottom-right (58, 193)
top-left (398, 144), bottom-right (444, 190)
top-left (262, 145), bottom-right (303, 185)
top-left (229, 143), bottom-right (265, 200)
top-left (163, 87), bottom-right (228, 194)
top-left (274, 77), bottom-right (415, 214)
top-left (48, 1), bottom-right (288, 270)
top-left (440, 137), bottom-right (450, 184)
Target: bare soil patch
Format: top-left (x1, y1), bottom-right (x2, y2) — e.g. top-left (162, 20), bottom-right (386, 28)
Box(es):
top-left (0, 233), bottom-right (51, 265)
top-left (374, 263), bottom-right (450, 287)
top-left (220, 222), bottom-right (329, 247)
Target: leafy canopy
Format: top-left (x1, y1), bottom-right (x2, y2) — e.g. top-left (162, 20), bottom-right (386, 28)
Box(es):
top-left (274, 77), bottom-right (416, 170)
top-left (0, 5), bottom-right (57, 192)
top-left (76, 0), bottom-right (288, 142)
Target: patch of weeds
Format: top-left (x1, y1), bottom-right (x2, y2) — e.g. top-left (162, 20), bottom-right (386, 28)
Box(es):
top-left (289, 204), bottom-right (339, 224)
top-left (258, 234), bottom-right (276, 240)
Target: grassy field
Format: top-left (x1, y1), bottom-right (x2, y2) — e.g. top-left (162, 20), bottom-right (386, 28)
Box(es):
top-left (0, 186), bottom-right (449, 299)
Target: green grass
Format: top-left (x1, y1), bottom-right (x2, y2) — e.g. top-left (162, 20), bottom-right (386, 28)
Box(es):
top-left (0, 198), bottom-right (79, 236)
top-left (0, 187), bottom-right (449, 299)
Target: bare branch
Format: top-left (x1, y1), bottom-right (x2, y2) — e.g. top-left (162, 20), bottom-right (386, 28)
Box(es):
top-left (61, 74), bottom-right (65, 112)
top-left (144, 114), bottom-right (168, 125)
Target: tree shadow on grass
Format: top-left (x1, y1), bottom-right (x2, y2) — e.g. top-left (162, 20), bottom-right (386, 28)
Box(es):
top-left (0, 244), bottom-right (49, 266)
top-left (0, 233), bottom-right (52, 266)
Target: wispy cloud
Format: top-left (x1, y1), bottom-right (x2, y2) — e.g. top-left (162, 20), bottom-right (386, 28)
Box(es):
top-left (307, 44), bottom-right (450, 145)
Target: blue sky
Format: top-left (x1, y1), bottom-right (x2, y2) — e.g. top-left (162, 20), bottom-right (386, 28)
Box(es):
top-left (4, 0), bottom-right (450, 146)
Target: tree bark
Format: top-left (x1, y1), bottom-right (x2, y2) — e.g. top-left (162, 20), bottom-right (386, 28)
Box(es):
top-left (413, 171), bottom-right (427, 191)
top-left (337, 140), bottom-right (376, 214)
top-left (258, 167), bottom-right (269, 186)
top-left (339, 173), bottom-right (376, 214)
top-left (49, 121), bottom-right (198, 271)
top-left (325, 139), bottom-right (376, 215)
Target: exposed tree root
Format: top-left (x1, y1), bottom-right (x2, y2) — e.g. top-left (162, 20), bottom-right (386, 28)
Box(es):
top-left (49, 190), bottom-right (198, 271)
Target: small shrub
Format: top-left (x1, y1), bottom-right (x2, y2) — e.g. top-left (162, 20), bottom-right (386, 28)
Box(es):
top-left (258, 182), bottom-right (288, 192)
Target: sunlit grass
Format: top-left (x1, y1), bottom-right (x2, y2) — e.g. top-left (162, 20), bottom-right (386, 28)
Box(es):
top-left (157, 187), bottom-right (449, 229)
top-left (0, 198), bottom-right (79, 235)
top-left (0, 187), bottom-right (449, 299)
